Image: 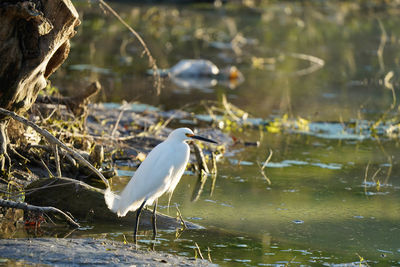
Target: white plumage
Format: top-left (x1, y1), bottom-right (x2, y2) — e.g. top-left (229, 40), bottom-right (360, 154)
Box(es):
top-left (105, 129), bottom-right (190, 216)
top-left (104, 127), bottom-right (217, 241)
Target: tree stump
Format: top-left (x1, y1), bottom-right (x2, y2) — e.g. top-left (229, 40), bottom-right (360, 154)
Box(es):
top-left (0, 0), bottom-right (80, 170)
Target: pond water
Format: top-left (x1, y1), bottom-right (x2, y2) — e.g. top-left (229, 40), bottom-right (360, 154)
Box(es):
top-left (49, 0), bottom-right (400, 266)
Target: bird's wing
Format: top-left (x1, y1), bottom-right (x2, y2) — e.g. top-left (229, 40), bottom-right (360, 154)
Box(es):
top-left (115, 142), bottom-right (176, 216)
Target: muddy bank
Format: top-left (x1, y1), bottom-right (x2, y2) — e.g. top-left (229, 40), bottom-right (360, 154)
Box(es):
top-left (0, 238), bottom-right (216, 266)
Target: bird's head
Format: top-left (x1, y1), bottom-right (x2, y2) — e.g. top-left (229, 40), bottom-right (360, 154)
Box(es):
top-left (168, 128), bottom-right (217, 144)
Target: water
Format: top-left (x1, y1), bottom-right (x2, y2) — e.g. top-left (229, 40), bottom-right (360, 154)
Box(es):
top-left (48, 0), bottom-right (400, 265)
top-left (74, 131), bottom-right (399, 266)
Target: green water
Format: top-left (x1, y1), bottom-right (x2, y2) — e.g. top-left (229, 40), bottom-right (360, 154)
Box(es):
top-left (92, 132), bottom-right (399, 266)
top-left (49, 0), bottom-right (400, 265)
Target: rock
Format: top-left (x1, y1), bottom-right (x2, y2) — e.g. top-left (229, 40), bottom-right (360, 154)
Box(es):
top-left (0, 238), bottom-right (216, 266)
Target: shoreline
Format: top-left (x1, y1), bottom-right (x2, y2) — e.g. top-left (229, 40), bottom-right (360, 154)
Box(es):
top-left (0, 237), bottom-right (216, 266)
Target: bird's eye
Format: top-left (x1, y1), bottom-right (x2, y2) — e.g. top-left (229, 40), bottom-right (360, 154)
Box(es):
top-left (185, 133), bottom-right (193, 137)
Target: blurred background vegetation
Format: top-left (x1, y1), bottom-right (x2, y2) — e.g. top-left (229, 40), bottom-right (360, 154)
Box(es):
top-left (51, 0), bottom-right (400, 123)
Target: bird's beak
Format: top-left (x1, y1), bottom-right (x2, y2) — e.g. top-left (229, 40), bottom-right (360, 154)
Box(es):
top-left (188, 134), bottom-right (218, 144)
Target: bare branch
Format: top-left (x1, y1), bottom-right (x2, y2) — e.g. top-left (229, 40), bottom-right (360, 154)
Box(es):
top-left (0, 107), bottom-right (110, 188)
top-left (98, 0), bottom-right (162, 95)
top-left (53, 144), bottom-right (62, 177)
top-left (191, 142), bottom-right (209, 174)
top-left (260, 149), bottom-right (273, 185)
top-left (0, 199), bottom-right (80, 228)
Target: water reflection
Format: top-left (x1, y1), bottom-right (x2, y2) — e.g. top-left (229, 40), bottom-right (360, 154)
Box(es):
top-left (55, 0), bottom-right (400, 120)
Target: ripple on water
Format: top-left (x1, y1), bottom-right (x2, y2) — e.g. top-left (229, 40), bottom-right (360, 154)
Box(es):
top-left (229, 159), bottom-right (254, 166)
top-left (311, 162), bottom-right (342, 170)
top-left (266, 160), bottom-right (342, 170)
top-left (267, 160), bottom-right (308, 168)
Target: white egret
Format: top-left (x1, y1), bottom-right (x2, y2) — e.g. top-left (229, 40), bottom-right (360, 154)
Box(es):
top-left (104, 127), bottom-right (217, 242)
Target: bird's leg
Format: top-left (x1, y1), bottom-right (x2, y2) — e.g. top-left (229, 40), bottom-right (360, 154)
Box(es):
top-left (152, 199), bottom-right (158, 239)
top-left (134, 200), bottom-right (146, 244)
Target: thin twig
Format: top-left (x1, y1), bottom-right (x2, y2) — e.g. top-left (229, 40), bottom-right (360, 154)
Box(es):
top-left (0, 107), bottom-right (110, 188)
top-left (222, 94), bottom-right (241, 122)
top-left (194, 242), bottom-right (204, 260)
top-left (191, 170), bottom-right (208, 202)
top-left (175, 205), bottom-right (188, 230)
top-left (370, 168), bottom-right (381, 183)
top-left (260, 149), bottom-right (273, 185)
top-left (8, 179), bottom-right (99, 200)
top-left (30, 145), bottom-right (76, 167)
top-left (192, 142), bottom-right (209, 174)
top-left (0, 199), bottom-right (80, 228)
top-left (207, 247), bottom-right (212, 263)
top-left (40, 158), bottom-right (54, 178)
top-left (288, 53), bottom-right (325, 77)
top-left (210, 151), bottom-right (217, 175)
top-left (53, 145), bottom-right (62, 177)
top-left (98, 0), bottom-right (161, 95)
top-left (111, 103), bottom-right (130, 137)
top-left (356, 253), bottom-right (370, 267)
top-left (0, 121), bottom-right (10, 171)
top-left (384, 71), bottom-right (396, 109)
top-left (209, 152), bottom-right (217, 197)
top-left (377, 19), bottom-right (387, 73)
top-left (363, 162), bottom-right (370, 196)
top-left (8, 144), bottom-right (29, 162)
top-left (284, 256), bottom-right (297, 267)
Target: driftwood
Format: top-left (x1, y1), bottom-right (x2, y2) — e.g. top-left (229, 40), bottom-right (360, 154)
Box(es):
top-left (0, 0), bottom-right (80, 170)
top-left (0, 199), bottom-right (80, 228)
top-left (25, 177), bottom-right (201, 230)
top-left (0, 0), bottom-right (80, 115)
top-left (36, 81), bottom-right (101, 118)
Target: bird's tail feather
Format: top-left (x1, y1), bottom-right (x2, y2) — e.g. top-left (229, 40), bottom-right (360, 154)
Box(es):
top-left (115, 199), bottom-right (145, 217)
top-left (104, 188), bottom-right (120, 214)
top-left (104, 188), bottom-right (145, 217)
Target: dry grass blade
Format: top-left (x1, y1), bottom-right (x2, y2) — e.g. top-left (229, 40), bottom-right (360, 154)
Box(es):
top-left (98, 0), bottom-right (162, 95)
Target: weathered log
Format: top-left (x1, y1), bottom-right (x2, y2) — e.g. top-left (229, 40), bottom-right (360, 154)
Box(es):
top-left (26, 177), bottom-right (202, 230)
top-left (0, 0), bottom-right (80, 116)
top-left (0, 0), bottom-right (80, 170)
